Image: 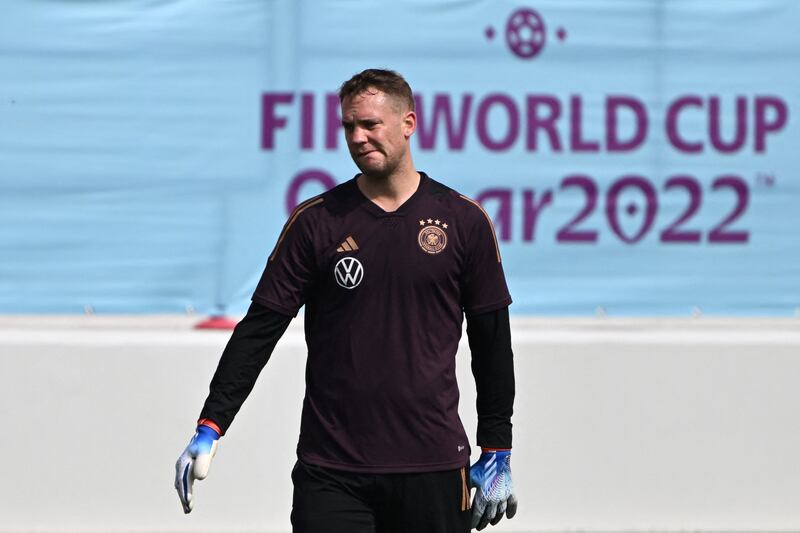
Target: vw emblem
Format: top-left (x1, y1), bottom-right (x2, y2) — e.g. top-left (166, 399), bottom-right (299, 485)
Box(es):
top-left (334, 257), bottom-right (364, 289)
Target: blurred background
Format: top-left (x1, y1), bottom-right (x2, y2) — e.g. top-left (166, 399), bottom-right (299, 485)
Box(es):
top-left (1, 0), bottom-right (798, 532)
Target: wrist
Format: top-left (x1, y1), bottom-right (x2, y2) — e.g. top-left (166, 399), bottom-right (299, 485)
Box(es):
top-left (197, 418), bottom-right (222, 438)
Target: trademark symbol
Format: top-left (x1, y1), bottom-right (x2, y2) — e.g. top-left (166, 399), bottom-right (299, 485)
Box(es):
top-left (756, 173), bottom-right (776, 188)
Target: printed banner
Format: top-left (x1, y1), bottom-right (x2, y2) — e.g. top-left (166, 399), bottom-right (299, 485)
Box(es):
top-left (1, 1), bottom-right (798, 315)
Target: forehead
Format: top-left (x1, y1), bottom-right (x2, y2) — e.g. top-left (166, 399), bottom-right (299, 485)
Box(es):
top-left (341, 88), bottom-right (401, 117)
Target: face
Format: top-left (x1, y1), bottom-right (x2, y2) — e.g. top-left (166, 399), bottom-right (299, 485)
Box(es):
top-left (341, 88), bottom-right (416, 179)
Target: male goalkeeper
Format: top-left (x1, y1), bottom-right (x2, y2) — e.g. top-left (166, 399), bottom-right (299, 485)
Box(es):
top-left (175, 68), bottom-right (517, 532)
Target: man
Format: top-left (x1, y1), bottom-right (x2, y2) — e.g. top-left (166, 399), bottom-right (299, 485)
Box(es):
top-left (175, 69), bottom-right (517, 532)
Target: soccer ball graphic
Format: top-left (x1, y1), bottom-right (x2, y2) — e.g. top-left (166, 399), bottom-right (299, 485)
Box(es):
top-left (506, 8), bottom-right (546, 59)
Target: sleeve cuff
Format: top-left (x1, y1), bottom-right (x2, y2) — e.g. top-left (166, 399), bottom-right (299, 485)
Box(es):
top-left (197, 418), bottom-right (223, 436)
top-left (251, 294), bottom-right (299, 317)
top-left (464, 296), bottom-right (512, 316)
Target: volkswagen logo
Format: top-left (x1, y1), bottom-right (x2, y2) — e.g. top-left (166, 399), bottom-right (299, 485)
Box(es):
top-left (334, 257), bottom-right (364, 289)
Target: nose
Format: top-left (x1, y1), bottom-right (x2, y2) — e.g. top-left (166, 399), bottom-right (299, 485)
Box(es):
top-left (349, 126), bottom-right (368, 145)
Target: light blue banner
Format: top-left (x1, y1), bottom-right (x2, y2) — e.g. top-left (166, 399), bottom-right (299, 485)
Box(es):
top-left (1, 1), bottom-right (798, 315)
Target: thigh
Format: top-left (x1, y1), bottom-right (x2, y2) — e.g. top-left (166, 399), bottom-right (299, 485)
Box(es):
top-left (291, 460), bottom-right (376, 533)
top-left (377, 466), bottom-right (471, 533)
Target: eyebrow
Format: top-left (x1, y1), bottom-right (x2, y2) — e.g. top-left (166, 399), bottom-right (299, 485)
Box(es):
top-left (341, 117), bottom-right (383, 127)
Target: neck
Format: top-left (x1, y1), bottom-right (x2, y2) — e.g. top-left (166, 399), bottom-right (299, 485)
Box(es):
top-left (357, 161), bottom-right (420, 212)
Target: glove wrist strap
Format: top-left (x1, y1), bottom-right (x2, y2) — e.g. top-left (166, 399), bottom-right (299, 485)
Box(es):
top-left (197, 418), bottom-right (223, 436)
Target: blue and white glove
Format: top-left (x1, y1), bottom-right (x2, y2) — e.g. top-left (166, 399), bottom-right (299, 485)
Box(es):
top-left (469, 448), bottom-right (518, 530)
top-left (175, 423), bottom-right (220, 513)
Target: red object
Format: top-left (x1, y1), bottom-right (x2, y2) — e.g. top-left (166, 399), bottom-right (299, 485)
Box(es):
top-left (194, 316), bottom-right (238, 330)
top-left (197, 418), bottom-right (224, 436)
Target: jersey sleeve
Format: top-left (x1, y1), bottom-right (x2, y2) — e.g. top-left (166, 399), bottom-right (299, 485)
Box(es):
top-left (252, 198), bottom-right (322, 316)
top-left (466, 306), bottom-right (514, 449)
top-left (460, 198), bottom-right (512, 315)
top-left (198, 301), bottom-right (292, 434)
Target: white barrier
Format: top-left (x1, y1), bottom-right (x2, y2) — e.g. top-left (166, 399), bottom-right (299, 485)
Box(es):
top-left (1, 316), bottom-right (799, 532)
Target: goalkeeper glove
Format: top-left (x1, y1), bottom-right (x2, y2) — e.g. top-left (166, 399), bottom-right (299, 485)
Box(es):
top-left (175, 421), bottom-right (220, 513)
top-left (469, 448), bottom-right (518, 530)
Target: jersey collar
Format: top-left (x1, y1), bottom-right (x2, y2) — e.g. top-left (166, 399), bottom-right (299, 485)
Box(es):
top-left (353, 172), bottom-right (430, 218)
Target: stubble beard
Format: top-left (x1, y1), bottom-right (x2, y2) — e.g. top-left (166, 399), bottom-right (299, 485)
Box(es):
top-left (354, 151), bottom-right (399, 181)
top-left (354, 142), bottom-right (411, 181)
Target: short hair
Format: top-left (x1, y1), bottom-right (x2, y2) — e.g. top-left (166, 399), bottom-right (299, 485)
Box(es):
top-left (338, 68), bottom-right (415, 112)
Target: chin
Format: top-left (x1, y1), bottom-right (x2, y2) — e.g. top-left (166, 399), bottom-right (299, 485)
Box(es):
top-left (356, 162), bottom-right (390, 179)
top-left (363, 169), bottom-right (397, 181)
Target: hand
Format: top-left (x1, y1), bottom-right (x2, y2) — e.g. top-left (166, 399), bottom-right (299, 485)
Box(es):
top-left (469, 449), bottom-right (518, 530)
top-left (174, 424), bottom-right (220, 513)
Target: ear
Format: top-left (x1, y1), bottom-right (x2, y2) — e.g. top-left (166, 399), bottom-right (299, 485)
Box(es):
top-left (402, 110), bottom-right (417, 139)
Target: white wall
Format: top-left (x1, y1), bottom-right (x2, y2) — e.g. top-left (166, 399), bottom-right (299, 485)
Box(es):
top-left (1, 316), bottom-right (799, 532)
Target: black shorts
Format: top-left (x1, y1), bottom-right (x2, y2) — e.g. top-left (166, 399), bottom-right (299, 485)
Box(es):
top-left (291, 460), bottom-right (472, 533)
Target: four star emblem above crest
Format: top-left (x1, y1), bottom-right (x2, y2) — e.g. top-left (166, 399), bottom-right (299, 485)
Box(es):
top-left (419, 217), bottom-right (449, 229)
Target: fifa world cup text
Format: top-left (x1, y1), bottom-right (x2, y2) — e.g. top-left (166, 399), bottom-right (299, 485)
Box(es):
top-left (262, 92), bottom-right (788, 154)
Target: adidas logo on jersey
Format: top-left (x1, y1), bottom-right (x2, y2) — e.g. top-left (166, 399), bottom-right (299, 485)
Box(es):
top-left (337, 235), bottom-right (359, 252)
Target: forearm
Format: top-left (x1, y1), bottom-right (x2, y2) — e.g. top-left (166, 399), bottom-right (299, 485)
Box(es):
top-left (198, 301), bottom-right (292, 433)
top-left (466, 306), bottom-right (515, 449)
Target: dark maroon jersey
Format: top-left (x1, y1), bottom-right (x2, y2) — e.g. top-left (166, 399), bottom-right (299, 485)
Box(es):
top-left (253, 172), bottom-right (511, 473)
